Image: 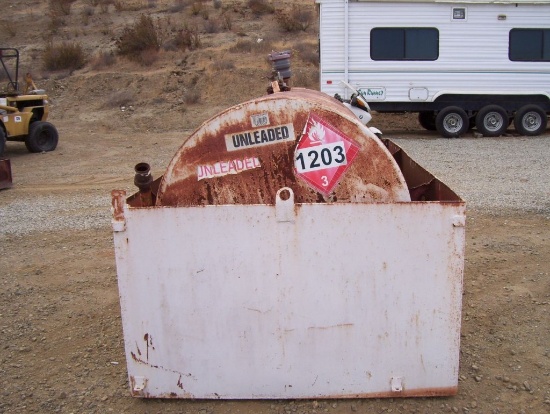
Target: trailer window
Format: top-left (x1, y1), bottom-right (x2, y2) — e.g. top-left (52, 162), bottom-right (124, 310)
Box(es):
top-left (370, 28), bottom-right (439, 60)
top-left (509, 29), bottom-right (550, 61)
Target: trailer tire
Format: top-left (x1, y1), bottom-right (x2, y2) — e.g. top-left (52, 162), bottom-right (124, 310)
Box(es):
top-left (514, 105), bottom-right (547, 136)
top-left (0, 128), bottom-right (5, 156)
top-left (436, 107), bottom-right (468, 138)
top-left (25, 121), bottom-right (59, 153)
top-left (476, 105), bottom-right (508, 137)
top-left (418, 111), bottom-right (436, 131)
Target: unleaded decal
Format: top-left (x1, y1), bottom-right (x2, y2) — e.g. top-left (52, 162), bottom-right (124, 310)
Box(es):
top-left (197, 157), bottom-right (261, 181)
top-left (225, 124), bottom-right (295, 152)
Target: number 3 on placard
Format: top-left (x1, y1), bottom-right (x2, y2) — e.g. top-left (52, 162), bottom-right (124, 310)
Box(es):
top-left (321, 176), bottom-right (328, 187)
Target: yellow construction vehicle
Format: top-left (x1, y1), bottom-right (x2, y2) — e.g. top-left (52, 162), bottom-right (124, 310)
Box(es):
top-left (0, 48), bottom-right (59, 155)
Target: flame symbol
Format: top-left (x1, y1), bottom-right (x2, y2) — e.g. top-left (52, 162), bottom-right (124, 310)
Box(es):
top-left (308, 120), bottom-right (326, 144)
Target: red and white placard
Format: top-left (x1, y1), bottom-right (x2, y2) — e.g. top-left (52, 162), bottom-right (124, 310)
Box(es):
top-left (294, 113), bottom-right (360, 195)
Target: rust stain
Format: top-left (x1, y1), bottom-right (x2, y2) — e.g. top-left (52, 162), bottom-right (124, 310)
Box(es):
top-left (0, 159), bottom-right (13, 190)
top-left (320, 386), bottom-right (458, 399)
top-left (111, 189), bottom-right (126, 220)
top-left (154, 89), bottom-right (411, 207)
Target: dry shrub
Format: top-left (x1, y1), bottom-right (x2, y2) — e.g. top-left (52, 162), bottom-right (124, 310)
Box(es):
top-left (90, 51), bottom-right (116, 70)
top-left (173, 25), bottom-right (201, 51)
top-left (104, 90), bottom-right (135, 108)
top-left (254, 36), bottom-right (275, 53)
top-left (169, 0), bottom-right (190, 12)
top-left (212, 59), bottom-right (234, 71)
top-left (204, 18), bottom-right (220, 34)
top-left (229, 39), bottom-right (253, 53)
top-left (229, 37), bottom-right (273, 54)
top-left (247, 0), bottom-right (274, 16)
top-left (81, 7), bottom-right (94, 25)
top-left (99, 0), bottom-right (111, 13)
top-left (190, 2), bottom-right (203, 15)
top-left (276, 5), bottom-right (313, 32)
top-left (183, 88), bottom-right (200, 104)
top-left (139, 48), bottom-right (159, 66)
top-left (213, 0), bottom-right (222, 10)
top-left (220, 12), bottom-right (232, 30)
top-left (117, 15), bottom-right (161, 63)
top-left (292, 68), bottom-right (319, 89)
top-left (43, 42), bottom-right (86, 71)
top-left (49, 0), bottom-right (77, 16)
top-left (114, 0), bottom-right (146, 11)
top-left (293, 42), bottom-right (319, 66)
top-left (48, 14), bottom-right (66, 34)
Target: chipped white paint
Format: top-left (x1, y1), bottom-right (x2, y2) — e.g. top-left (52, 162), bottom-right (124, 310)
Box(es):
top-left (113, 193), bottom-right (465, 399)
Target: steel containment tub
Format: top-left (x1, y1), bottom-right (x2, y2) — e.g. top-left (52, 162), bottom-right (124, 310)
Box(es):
top-left (111, 88), bottom-right (465, 399)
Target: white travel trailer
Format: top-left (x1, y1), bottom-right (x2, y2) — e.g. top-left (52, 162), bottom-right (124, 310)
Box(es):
top-left (317, 0), bottom-right (550, 137)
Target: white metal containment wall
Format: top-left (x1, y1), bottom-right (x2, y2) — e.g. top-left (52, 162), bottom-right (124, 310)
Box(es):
top-left (317, 0), bottom-right (550, 101)
top-left (112, 89), bottom-right (466, 399)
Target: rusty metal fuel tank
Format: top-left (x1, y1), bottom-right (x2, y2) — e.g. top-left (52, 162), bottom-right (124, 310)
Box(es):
top-left (155, 88), bottom-right (410, 206)
top-left (112, 88), bottom-right (465, 400)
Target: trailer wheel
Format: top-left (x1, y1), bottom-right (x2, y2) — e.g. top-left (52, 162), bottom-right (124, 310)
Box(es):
top-left (514, 105), bottom-right (548, 136)
top-left (476, 105), bottom-right (508, 137)
top-left (418, 111), bottom-right (436, 131)
top-left (436, 107), bottom-right (468, 138)
top-left (25, 121), bottom-right (59, 153)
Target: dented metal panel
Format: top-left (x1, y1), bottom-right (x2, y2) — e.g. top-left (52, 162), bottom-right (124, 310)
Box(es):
top-left (112, 189), bottom-right (465, 399)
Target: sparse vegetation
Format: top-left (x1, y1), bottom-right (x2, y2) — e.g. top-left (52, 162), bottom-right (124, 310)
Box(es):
top-left (229, 37), bottom-right (274, 54)
top-left (42, 42), bottom-right (86, 71)
top-left (138, 48), bottom-right (159, 66)
top-left (114, 0), bottom-right (147, 12)
top-left (293, 42), bottom-right (319, 66)
top-left (90, 51), bottom-right (116, 70)
top-left (212, 58), bottom-right (235, 71)
top-left (173, 24), bottom-right (201, 51)
top-left (48, 14), bottom-right (66, 34)
top-left (213, 0), bottom-right (222, 10)
top-left (169, 0), bottom-right (189, 13)
top-left (49, 0), bottom-right (77, 16)
top-left (220, 12), bottom-right (232, 30)
top-left (229, 39), bottom-right (253, 53)
top-left (247, 0), bottom-right (274, 16)
top-left (276, 5), bottom-right (313, 32)
top-left (81, 7), bottom-right (94, 25)
top-left (104, 90), bottom-right (135, 108)
top-left (191, 2), bottom-right (203, 15)
top-left (204, 18), bottom-right (220, 34)
top-left (183, 88), bottom-right (200, 104)
top-left (117, 15), bottom-right (161, 64)
top-left (292, 68), bottom-right (318, 89)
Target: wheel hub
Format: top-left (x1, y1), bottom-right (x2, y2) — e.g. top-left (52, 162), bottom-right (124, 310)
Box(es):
top-left (485, 113), bottom-right (503, 129)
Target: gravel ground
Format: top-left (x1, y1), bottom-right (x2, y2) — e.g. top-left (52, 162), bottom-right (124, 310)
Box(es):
top-left (392, 135), bottom-right (550, 215)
